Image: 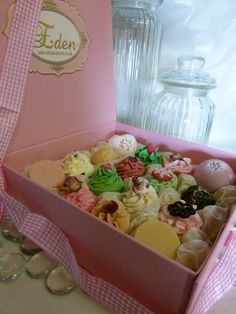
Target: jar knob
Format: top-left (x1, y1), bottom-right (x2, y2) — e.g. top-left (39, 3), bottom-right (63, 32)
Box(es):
top-left (177, 55), bottom-right (205, 72)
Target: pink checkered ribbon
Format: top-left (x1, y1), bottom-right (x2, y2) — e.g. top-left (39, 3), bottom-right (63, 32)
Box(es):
top-left (0, 1), bottom-right (236, 314)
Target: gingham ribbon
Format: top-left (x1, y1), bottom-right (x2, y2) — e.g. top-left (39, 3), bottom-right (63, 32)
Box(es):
top-left (0, 1), bottom-right (236, 314)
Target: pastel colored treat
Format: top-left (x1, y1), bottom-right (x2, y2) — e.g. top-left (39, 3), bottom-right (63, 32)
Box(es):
top-left (122, 177), bottom-right (159, 214)
top-left (193, 159), bottom-right (235, 192)
top-left (176, 239), bottom-right (210, 271)
top-left (91, 199), bottom-right (130, 232)
top-left (88, 164), bottom-right (124, 195)
top-left (61, 151), bottom-right (94, 177)
top-left (133, 220), bottom-right (180, 259)
top-left (213, 185), bottom-right (236, 210)
top-left (135, 144), bottom-right (163, 166)
top-left (60, 176), bottom-right (82, 192)
top-left (61, 183), bottom-right (97, 212)
top-left (158, 202), bottom-right (203, 235)
top-left (146, 167), bottom-right (178, 194)
top-left (158, 188), bottom-right (181, 207)
top-left (129, 207), bottom-right (158, 233)
top-left (108, 134), bottom-right (137, 155)
top-left (200, 205), bottom-right (228, 241)
top-left (164, 153), bottom-right (193, 175)
top-left (182, 227), bottom-right (211, 245)
top-left (28, 160), bottom-right (65, 189)
top-left (177, 173), bottom-right (197, 195)
top-left (182, 185), bottom-right (215, 209)
top-left (116, 156), bottom-right (145, 179)
top-left (91, 147), bottom-right (119, 165)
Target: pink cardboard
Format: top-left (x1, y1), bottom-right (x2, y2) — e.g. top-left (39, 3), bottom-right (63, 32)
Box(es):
top-left (1, 1), bottom-right (236, 313)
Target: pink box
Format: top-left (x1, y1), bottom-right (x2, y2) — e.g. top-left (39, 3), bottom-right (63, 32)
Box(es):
top-left (1, 1), bottom-right (236, 313)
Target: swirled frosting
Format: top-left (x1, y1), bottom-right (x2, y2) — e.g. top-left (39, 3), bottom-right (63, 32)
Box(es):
top-left (61, 151), bottom-right (94, 177)
top-left (158, 188), bottom-right (181, 207)
top-left (88, 164), bottom-right (124, 195)
top-left (61, 183), bottom-right (97, 212)
top-left (116, 156), bottom-right (145, 179)
top-left (164, 153), bottom-right (193, 175)
top-left (146, 167), bottom-right (178, 193)
top-left (158, 205), bottom-right (203, 235)
top-left (91, 199), bottom-right (130, 232)
top-left (122, 177), bottom-right (159, 214)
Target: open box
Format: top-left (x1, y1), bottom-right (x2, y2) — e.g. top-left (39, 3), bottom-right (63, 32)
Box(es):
top-left (1, 1), bottom-right (236, 313)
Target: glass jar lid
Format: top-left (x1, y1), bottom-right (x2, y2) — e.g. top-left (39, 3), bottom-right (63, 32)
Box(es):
top-left (160, 56), bottom-right (216, 90)
top-left (112, 0), bottom-right (164, 9)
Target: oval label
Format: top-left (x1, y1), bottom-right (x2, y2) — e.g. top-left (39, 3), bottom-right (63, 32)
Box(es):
top-left (34, 10), bottom-right (81, 64)
top-left (2, 0), bottom-right (90, 76)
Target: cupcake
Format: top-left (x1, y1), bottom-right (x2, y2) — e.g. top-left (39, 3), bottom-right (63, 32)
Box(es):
top-left (91, 199), bottom-right (130, 232)
top-left (60, 177), bottom-right (97, 212)
top-left (146, 166), bottom-right (178, 194)
top-left (88, 163), bottom-right (124, 195)
top-left (158, 200), bottom-right (203, 235)
top-left (135, 144), bottom-right (163, 166)
top-left (163, 153), bottom-right (193, 175)
top-left (116, 156), bottom-right (145, 179)
top-left (61, 151), bottom-right (94, 177)
top-left (91, 147), bottom-right (119, 165)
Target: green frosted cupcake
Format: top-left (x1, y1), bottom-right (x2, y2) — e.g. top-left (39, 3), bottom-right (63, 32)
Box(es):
top-left (146, 167), bottom-right (178, 194)
top-left (88, 163), bottom-right (124, 195)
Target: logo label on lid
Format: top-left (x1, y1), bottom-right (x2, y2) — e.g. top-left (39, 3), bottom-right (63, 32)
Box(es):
top-left (3, 0), bottom-right (90, 76)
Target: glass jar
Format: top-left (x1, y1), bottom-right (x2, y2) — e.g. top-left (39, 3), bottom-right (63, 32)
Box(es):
top-left (145, 56), bottom-right (216, 144)
top-left (112, 0), bottom-right (163, 127)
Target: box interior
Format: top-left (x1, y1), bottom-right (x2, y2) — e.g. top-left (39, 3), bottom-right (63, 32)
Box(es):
top-left (4, 122), bottom-right (236, 314)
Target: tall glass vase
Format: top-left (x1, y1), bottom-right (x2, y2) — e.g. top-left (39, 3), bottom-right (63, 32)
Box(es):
top-left (112, 0), bottom-right (163, 127)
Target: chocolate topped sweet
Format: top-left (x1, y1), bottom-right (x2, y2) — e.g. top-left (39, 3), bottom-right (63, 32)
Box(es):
top-left (116, 157), bottom-right (145, 179)
top-left (182, 185), bottom-right (215, 209)
top-left (167, 200), bottom-right (197, 218)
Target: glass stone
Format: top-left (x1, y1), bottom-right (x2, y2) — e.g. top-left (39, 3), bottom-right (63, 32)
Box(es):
top-left (46, 266), bottom-right (77, 295)
top-left (26, 251), bottom-right (58, 278)
top-left (0, 252), bottom-right (25, 281)
top-left (20, 238), bottom-right (42, 256)
top-left (1, 221), bottom-right (24, 242)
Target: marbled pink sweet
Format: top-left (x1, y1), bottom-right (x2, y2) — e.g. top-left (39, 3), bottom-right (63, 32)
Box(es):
top-left (164, 155), bottom-right (193, 175)
top-left (62, 183), bottom-right (97, 212)
top-left (194, 159), bottom-right (235, 193)
top-left (158, 206), bottom-right (203, 235)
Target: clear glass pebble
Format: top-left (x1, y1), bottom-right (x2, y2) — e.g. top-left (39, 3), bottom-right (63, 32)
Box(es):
top-left (26, 251), bottom-right (58, 278)
top-left (20, 238), bottom-right (42, 256)
top-left (0, 252), bottom-right (25, 281)
top-left (46, 266), bottom-right (77, 295)
top-left (1, 220), bottom-right (24, 242)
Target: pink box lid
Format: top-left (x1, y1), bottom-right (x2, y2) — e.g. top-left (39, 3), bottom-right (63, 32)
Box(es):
top-left (0, 0), bottom-right (116, 153)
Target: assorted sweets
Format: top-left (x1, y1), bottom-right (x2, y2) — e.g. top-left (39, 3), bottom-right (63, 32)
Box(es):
top-left (23, 133), bottom-right (236, 271)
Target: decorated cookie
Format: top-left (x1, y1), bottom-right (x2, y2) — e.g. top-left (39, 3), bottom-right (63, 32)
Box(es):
top-left (194, 159), bottom-right (235, 192)
top-left (28, 160), bottom-right (65, 189)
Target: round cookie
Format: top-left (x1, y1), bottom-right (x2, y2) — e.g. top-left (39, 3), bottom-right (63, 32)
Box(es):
top-left (194, 159), bottom-right (235, 192)
top-left (28, 160), bottom-right (65, 189)
top-left (133, 220), bottom-right (180, 259)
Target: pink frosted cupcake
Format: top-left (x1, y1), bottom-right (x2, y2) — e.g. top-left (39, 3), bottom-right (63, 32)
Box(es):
top-left (158, 200), bottom-right (203, 235)
top-left (60, 176), bottom-right (97, 212)
top-left (164, 153), bottom-right (193, 175)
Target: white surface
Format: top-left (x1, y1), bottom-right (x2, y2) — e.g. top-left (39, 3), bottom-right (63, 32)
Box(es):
top-left (0, 237), bottom-right (236, 314)
top-left (158, 0), bottom-right (236, 154)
